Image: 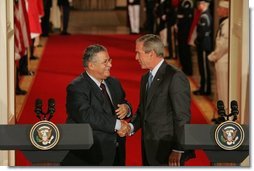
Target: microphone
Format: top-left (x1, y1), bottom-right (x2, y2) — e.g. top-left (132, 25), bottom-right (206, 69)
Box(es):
top-left (230, 100), bottom-right (239, 121)
top-left (47, 98), bottom-right (55, 121)
top-left (217, 100), bottom-right (226, 115)
top-left (35, 98), bottom-right (43, 120)
top-left (212, 100), bottom-right (226, 124)
top-left (47, 98), bottom-right (55, 114)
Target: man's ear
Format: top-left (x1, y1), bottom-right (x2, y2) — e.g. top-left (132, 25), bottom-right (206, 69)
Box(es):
top-left (88, 62), bottom-right (94, 70)
top-left (150, 50), bottom-right (155, 57)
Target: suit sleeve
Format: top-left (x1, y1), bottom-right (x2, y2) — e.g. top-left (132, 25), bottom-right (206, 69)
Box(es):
top-left (169, 71), bottom-right (191, 150)
top-left (130, 76), bottom-right (145, 132)
top-left (66, 84), bottom-right (116, 133)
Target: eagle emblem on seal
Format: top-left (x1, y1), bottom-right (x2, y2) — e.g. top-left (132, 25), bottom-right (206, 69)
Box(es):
top-left (36, 126), bottom-right (55, 145)
top-left (30, 121), bottom-right (60, 150)
top-left (221, 126), bottom-right (238, 145)
top-left (215, 121), bottom-right (245, 150)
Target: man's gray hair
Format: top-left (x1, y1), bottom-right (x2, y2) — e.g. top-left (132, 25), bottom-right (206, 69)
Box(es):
top-left (83, 44), bottom-right (107, 67)
top-left (136, 34), bottom-right (164, 57)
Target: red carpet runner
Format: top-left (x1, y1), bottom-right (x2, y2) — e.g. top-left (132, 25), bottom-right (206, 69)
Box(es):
top-left (16, 34), bottom-right (210, 166)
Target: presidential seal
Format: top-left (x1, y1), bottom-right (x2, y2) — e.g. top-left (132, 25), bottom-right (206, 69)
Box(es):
top-left (214, 121), bottom-right (244, 150)
top-left (30, 121), bottom-right (60, 150)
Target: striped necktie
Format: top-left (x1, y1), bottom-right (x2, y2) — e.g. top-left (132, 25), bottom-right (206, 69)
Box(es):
top-left (100, 83), bottom-right (115, 115)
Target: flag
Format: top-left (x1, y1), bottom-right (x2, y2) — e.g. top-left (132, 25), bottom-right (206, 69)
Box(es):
top-left (14, 0), bottom-right (31, 61)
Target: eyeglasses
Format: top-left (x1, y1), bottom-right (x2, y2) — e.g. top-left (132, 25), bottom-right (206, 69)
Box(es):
top-left (101, 58), bottom-right (112, 65)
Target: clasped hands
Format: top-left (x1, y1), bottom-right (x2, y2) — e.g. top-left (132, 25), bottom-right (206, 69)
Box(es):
top-left (117, 120), bottom-right (131, 137)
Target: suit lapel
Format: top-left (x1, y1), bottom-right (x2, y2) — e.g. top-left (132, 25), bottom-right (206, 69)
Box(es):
top-left (145, 62), bottom-right (166, 110)
top-left (105, 79), bottom-right (116, 108)
top-left (105, 79), bottom-right (118, 118)
top-left (82, 72), bottom-right (112, 115)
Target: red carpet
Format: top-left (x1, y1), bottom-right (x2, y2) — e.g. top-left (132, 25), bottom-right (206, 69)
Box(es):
top-left (16, 34), bottom-right (210, 166)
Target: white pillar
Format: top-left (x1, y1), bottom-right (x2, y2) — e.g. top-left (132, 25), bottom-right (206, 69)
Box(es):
top-left (0, 0), bottom-right (15, 166)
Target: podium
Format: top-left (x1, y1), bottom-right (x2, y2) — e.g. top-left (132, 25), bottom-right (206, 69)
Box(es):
top-left (183, 124), bottom-right (249, 165)
top-left (0, 124), bottom-right (93, 165)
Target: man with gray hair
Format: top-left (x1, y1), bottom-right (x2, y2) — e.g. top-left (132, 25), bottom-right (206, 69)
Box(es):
top-left (124, 34), bottom-right (195, 166)
top-left (62, 44), bottom-right (132, 166)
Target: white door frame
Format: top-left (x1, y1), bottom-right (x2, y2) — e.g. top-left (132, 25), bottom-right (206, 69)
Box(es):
top-left (0, 0), bottom-right (15, 166)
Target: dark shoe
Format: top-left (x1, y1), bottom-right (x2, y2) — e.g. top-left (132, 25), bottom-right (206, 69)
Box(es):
top-left (20, 70), bottom-right (35, 76)
top-left (193, 90), bottom-right (211, 96)
top-left (30, 56), bottom-right (39, 60)
top-left (41, 34), bottom-right (49, 37)
top-left (193, 90), bottom-right (203, 95)
top-left (130, 32), bottom-right (139, 35)
top-left (60, 31), bottom-right (71, 35)
top-left (16, 88), bottom-right (27, 95)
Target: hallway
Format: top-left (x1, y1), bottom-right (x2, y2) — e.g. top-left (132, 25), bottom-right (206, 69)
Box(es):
top-left (16, 8), bottom-right (217, 125)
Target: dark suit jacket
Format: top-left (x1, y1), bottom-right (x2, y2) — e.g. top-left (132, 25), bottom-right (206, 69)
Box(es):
top-left (62, 72), bottom-right (131, 166)
top-left (131, 61), bottom-right (195, 165)
top-left (196, 9), bottom-right (212, 51)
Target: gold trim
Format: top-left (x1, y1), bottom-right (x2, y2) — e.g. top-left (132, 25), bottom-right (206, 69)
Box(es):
top-left (214, 121), bottom-right (245, 150)
top-left (29, 121), bottom-right (60, 150)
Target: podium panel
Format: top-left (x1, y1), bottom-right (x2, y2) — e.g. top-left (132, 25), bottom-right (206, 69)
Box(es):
top-left (0, 124), bottom-right (93, 150)
top-left (184, 124), bottom-right (249, 164)
top-left (0, 124), bottom-right (93, 164)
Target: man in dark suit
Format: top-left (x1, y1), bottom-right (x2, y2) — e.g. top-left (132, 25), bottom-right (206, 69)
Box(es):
top-left (127, 34), bottom-right (195, 166)
top-left (62, 44), bottom-right (132, 166)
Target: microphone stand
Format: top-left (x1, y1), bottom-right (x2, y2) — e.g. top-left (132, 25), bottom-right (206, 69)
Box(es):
top-left (34, 98), bottom-right (55, 121)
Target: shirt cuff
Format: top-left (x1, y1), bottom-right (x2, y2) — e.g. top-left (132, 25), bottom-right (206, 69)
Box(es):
top-left (172, 149), bottom-right (184, 153)
top-left (126, 105), bottom-right (132, 117)
top-left (115, 119), bottom-right (121, 131)
top-left (129, 123), bottom-right (134, 135)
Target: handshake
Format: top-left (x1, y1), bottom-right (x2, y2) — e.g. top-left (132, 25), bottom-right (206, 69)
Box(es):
top-left (117, 120), bottom-right (131, 137)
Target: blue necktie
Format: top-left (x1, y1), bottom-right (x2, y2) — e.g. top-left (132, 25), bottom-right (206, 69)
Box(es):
top-left (147, 72), bottom-right (153, 90)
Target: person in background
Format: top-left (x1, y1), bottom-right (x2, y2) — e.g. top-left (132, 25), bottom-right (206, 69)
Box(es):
top-left (119, 34), bottom-right (195, 166)
top-left (128, 0), bottom-right (140, 34)
top-left (176, 0), bottom-right (194, 76)
top-left (41, 0), bottom-right (52, 37)
top-left (155, 0), bottom-right (168, 47)
top-left (193, 0), bottom-right (212, 96)
top-left (144, 0), bottom-right (155, 33)
top-left (58, 0), bottom-right (71, 35)
top-left (62, 44), bottom-right (132, 166)
top-left (208, 0), bottom-right (229, 108)
top-left (26, 0), bottom-right (44, 60)
top-left (165, 0), bottom-right (178, 59)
